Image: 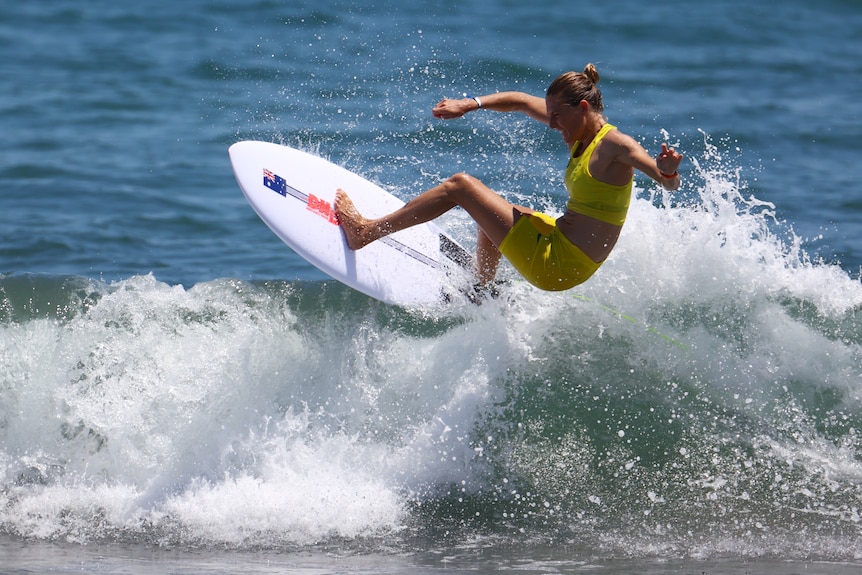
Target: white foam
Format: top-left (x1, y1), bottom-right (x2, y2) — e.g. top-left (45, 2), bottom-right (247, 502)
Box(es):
top-left (1, 134), bottom-right (861, 553)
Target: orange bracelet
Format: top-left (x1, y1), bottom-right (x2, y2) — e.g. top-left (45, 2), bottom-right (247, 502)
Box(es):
top-left (661, 171), bottom-right (679, 179)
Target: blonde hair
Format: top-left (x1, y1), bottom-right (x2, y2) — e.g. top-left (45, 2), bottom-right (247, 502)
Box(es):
top-left (546, 64), bottom-right (603, 113)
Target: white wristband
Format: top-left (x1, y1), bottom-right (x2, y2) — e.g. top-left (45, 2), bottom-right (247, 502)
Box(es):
top-left (464, 93), bottom-right (482, 109)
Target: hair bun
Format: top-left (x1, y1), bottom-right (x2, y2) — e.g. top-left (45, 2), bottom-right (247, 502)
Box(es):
top-left (583, 63), bottom-right (600, 85)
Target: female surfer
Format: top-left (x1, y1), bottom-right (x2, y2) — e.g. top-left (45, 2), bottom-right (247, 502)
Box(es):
top-left (335, 64), bottom-right (683, 292)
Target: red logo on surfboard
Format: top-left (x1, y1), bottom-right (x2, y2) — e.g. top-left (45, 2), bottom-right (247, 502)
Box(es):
top-left (307, 194), bottom-right (339, 225)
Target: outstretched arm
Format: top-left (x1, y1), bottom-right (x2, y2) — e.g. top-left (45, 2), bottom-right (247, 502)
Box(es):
top-left (432, 92), bottom-right (549, 125)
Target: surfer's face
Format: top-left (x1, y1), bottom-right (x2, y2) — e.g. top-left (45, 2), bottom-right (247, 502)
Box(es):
top-left (546, 96), bottom-right (586, 148)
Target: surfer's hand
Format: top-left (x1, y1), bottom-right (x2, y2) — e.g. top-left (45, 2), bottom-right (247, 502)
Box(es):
top-left (657, 143), bottom-right (683, 175)
top-left (432, 98), bottom-right (472, 120)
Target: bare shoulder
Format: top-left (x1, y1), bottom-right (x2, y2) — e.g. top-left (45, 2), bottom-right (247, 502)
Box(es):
top-left (602, 128), bottom-right (656, 171)
top-left (604, 127), bottom-right (647, 155)
top-left (593, 127), bottom-right (640, 165)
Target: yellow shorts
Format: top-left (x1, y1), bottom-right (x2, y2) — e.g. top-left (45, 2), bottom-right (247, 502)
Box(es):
top-left (499, 212), bottom-right (601, 291)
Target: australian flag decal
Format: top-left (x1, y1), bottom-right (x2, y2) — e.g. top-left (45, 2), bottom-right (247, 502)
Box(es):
top-left (263, 168), bottom-right (287, 196)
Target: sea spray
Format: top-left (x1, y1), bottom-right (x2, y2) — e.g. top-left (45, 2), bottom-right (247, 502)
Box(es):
top-left (1, 137), bottom-right (861, 558)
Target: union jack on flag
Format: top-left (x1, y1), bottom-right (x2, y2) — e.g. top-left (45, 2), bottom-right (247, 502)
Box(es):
top-left (263, 168), bottom-right (286, 196)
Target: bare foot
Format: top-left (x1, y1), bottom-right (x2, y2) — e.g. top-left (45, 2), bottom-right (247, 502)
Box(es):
top-left (334, 189), bottom-right (373, 250)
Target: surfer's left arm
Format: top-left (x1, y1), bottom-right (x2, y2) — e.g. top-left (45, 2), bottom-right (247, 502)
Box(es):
top-left (618, 138), bottom-right (684, 191)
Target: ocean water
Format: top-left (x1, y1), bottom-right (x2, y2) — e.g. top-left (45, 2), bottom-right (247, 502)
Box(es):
top-left (2, 0), bottom-right (861, 573)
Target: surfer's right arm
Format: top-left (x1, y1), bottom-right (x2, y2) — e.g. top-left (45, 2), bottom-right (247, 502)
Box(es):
top-left (432, 92), bottom-right (548, 124)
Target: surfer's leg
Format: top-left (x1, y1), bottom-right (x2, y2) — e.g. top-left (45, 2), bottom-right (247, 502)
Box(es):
top-left (475, 227), bottom-right (503, 285)
top-left (336, 172), bottom-right (526, 251)
top-left (335, 183), bottom-right (457, 250)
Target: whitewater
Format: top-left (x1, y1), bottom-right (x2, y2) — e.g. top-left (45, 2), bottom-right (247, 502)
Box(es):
top-left (3, 141), bottom-right (861, 562)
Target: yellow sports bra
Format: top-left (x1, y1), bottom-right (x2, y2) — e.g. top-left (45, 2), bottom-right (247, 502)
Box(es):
top-left (565, 123), bottom-right (632, 226)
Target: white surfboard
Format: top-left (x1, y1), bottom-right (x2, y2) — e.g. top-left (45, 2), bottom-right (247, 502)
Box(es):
top-left (228, 141), bottom-right (473, 306)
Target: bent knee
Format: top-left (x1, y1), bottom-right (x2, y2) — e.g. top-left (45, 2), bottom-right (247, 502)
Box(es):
top-left (444, 172), bottom-right (487, 195)
top-left (446, 172), bottom-right (475, 186)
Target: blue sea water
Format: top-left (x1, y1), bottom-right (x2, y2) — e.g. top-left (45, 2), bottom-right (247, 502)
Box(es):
top-left (2, 0), bottom-right (862, 573)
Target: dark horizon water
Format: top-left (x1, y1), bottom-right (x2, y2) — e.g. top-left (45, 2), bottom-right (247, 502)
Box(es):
top-left (2, 0), bottom-right (861, 572)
